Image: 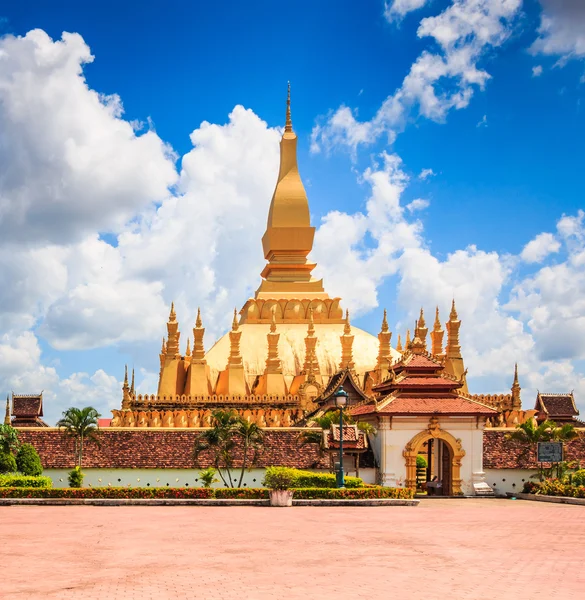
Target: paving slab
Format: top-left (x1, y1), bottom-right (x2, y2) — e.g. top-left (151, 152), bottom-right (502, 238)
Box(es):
top-left (1, 498), bottom-right (583, 599)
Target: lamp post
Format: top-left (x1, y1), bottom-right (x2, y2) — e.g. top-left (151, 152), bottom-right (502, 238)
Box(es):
top-left (334, 385), bottom-right (349, 488)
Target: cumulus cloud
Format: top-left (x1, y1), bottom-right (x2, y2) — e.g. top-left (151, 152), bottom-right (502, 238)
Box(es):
top-left (520, 232), bottom-right (561, 263)
top-left (312, 0), bottom-right (522, 154)
top-left (532, 65), bottom-right (543, 76)
top-left (406, 198), bottom-right (430, 212)
top-left (531, 0), bottom-right (585, 66)
top-left (418, 168), bottom-right (436, 180)
top-left (384, 0), bottom-right (431, 23)
top-left (0, 30), bottom-right (177, 245)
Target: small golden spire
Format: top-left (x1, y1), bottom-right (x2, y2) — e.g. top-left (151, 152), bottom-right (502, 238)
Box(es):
top-left (232, 308), bottom-right (239, 331)
top-left (307, 307), bottom-right (315, 336)
top-left (161, 337), bottom-right (166, 353)
top-left (381, 308), bottom-right (389, 333)
top-left (285, 81), bottom-right (292, 132)
top-left (130, 368), bottom-right (135, 394)
top-left (450, 299), bottom-right (458, 320)
top-left (418, 308), bottom-right (426, 329)
top-left (186, 338), bottom-right (191, 357)
top-left (4, 396), bottom-right (10, 426)
top-left (124, 365), bottom-right (129, 387)
top-left (434, 306), bottom-right (441, 330)
top-left (511, 363), bottom-right (521, 410)
top-left (270, 306), bottom-right (277, 333)
top-left (405, 329), bottom-right (411, 348)
top-left (195, 307), bottom-right (202, 328)
top-left (396, 334), bottom-right (403, 352)
top-left (513, 363), bottom-right (519, 386)
top-left (344, 309), bottom-right (351, 335)
top-left (169, 302), bottom-right (176, 322)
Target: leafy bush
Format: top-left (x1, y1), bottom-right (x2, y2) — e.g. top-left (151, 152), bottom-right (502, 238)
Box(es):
top-left (16, 444), bottom-right (43, 476)
top-left (0, 452), bottom-right (17, 474)
top-left (263, 466), bottom-right (297, 490)
top-left (199, 467), bottom-right (219, 488)
top-left (416, 455), bottom-right (427, 469)
top-left (292, 487), bottom-right (415, 500)
top-left (263, 467), bottom-right (363, 489)
top-left (214, 488), bottom-right (269, 499)
top-left (0, 474), bottom-right (52, 488)
top-left (68, 466), bottom-right (84, 488)
top-left (523, 480), bottom-right (585, 498)
top-left (571, 469), bottom-right (585, 487)
top-left (0, 425), bottom-right (20, 455)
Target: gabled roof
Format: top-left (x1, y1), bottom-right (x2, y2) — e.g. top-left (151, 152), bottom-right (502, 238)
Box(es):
top-left (323, 423), bottom-right (368, 451)
top-left (320, 368), bottom-right (370, 403)
top-left (351, 395), bottom-right (497, 417)
top-left (11, 394), bottom-right (43, 417)
top-left (535, 393), bottom-right (578, 418)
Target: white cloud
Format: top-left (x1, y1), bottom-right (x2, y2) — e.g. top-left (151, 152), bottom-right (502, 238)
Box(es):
top-left (419, 167), bottom-right (436, 180)
top-left (0, 29), bottom-right (177, 245)
top-left (384, 0), bottom-right (431, 22)
top-left (476, 114), bottom-right (488, 127)
top-left (406, 198), bottom-right (430, 212)
top-left (520, 232), bottom-right (561, 263)
top-left (531, 0), bottom-right (585, 66)
top-left (312, 0), bottom-right (522, 154)
top-left (532, 64), bottom-right (543, 76)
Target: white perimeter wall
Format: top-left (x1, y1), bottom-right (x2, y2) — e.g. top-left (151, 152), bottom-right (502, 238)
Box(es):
top-left (43, 467), bottom-right (377, 489)
top-left (484, 468), bottom-right (538, 496)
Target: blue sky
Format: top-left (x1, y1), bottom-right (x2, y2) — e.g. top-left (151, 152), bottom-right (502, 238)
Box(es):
top-left (0, 0), bottom-right (584, 422)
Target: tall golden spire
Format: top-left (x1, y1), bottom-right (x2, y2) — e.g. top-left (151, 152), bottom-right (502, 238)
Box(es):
top-left (228, 309), bottom-right (243, 367)
top-left (265, 308), bottom-right (282, 374)
top-left (255, 84), bottom-right (326, 301)
top-left (339, 309), bottom-right (355, 370)
top-left (430, 306), bottom-right (444, 357)
top-left (303, 308), bottom-right (320, 376)
top-left (396, 334), bottom-right (403, 352)
top-left (185, 338), bottom-right (191, 358)
top-left (130, 368), bottom-right (135, 395)
top-left (511, 363), bottom-right (521, 411)
top-left (122, 365), bottom-right (130, 409)
top-left (192, 308), bottom-right (206, 362)
top-left (376, 309), bottom-right (392, 372)
top-left (405, 329), bottom-right (411, 349)
top-left (444, 299), bottom-right (467, 393)
top-left (415, 308), bottom-right (428, 349)
top-left (165, 302), bottom-right (180, 357)
top-left (4, 395), bottom-right (10, 426)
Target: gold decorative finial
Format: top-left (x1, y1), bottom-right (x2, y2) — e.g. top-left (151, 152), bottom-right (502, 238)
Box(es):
top-left (270, 306), bottom-right (277, 333)
top-left (418, 307), bottom-right (426, 328)
top-left (232, 308), bottom-right (239, 331)
top-left (307, 307), bottom-right (315, 336)
top-left (130, 368), bottom-right (135, 394)
top-left (186, 338), bottom-right (191, 357)
top-left (195, 307), bottom-right (202, 328)
top-left (396, 334), bottom-right (403, 352)
top-left (381, 309), bottom-right (389, 333)
top-left (285, 81), bottom-right (292, 132)
top-left (169, 302), bottom-right (176, 321)
top-left (513, 363), bottom-right (519, 386)
top-left (4, 396), bottom-right (10, 426)
top-left (161, 337), bottom-right (166, 353)
top-left (344, 309), bottom-right (351, 335)
top-left (124, 364), bottom-right (128, 387)
top-left (434, 306), bottom-right (441, 330)
top-left (405, 329), bottom-right (411, 348)
top-left (450, 298), bottom-right (458, 320)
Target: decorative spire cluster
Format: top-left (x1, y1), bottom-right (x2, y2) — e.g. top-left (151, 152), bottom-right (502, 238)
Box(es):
top-left (265, 308), bottom-right (282, 374)
top-left (228, 309), bottom-right (243, 367)
top-left (303, 308), bottom-right (320, 377)
top-left (430, 306), bottom-right (444, 357)
top-left (192, 307), bottom-right (206, 362)
top-left (376, 309), bottom-right (392, 372)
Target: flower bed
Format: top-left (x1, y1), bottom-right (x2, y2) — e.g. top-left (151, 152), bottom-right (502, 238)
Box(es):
top-left (523, 480), bottom-right (585, 498)
top-left (0, 485), bottom-right (411, 500)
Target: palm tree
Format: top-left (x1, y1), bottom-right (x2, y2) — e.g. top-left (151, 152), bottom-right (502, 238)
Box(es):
top-left (193, 409), bottom-right (240, 488)
top-left (507, 419), bottom-right (560, 481)
top-left (235, 420), bottom-right (264, 488)
top-left (57, 407), bottom-right (101, 468)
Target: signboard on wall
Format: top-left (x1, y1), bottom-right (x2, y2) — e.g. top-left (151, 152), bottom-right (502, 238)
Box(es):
top-left (537, 442), bottom-right (563, 463)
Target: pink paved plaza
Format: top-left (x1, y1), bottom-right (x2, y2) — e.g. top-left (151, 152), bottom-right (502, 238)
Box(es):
top-left (1, 499), bottom-right (584, 599)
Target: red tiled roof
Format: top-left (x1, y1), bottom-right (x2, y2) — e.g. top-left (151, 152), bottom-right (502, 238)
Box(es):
top-left (351, 396), bottom-right (497, 416)
top-left (396, 376), bottom-right (460, 388)
top-left (12, 395), bottom-right (43, 417)
top-left (324, 424), bottom-right (367, 450)
top-left (535, 393), bottom-right (578, 418)
top-left (403, 354), bottom-right (443, 369)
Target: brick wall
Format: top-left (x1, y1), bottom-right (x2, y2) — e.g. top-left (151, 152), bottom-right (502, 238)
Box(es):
top-left (17, 428), bottom-right (330, 470)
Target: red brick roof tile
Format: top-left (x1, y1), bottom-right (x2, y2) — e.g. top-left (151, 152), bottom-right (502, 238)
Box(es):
top-left (351, 396), bottom-right (497, 416)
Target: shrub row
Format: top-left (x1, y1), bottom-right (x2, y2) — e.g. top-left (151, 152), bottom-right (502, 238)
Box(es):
top-left (0, 474), bottom-right (52, 488)
top-left (263, 466), bottom-right (363, 489)
top-left (0, 486), bottom-right (410, 500)
top-left (523, 480), bottom-right (585, 499)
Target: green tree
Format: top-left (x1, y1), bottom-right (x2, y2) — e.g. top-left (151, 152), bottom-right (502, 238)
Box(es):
top-left (507, 419), bottom-right (559, 481)
top-left (57, 407), bottom-right (101, 467)
top-left (0, 424), bottom-right (20, 455)
top-left (16, 443), bottom-right (43, 476)
top-left (193, 410), bottom-right (265, 488)
top-left (235, 419), bottom-right (264, 488)
top-left (0, 452), bottom-right (17, 474)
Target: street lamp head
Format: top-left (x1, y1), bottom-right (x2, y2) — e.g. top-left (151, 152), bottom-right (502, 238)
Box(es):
top-left (334, 385), bottom-right (349, 408)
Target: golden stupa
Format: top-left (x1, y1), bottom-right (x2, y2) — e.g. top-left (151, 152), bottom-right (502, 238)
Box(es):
top-left (112, 86), bottom-right (482, 429)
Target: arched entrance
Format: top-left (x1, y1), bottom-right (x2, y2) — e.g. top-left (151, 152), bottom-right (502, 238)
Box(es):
top-left (403, 418), bottom-right (465, 495)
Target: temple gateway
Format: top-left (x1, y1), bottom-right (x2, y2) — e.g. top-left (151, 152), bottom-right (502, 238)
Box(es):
top-left (102, 87), bottom-right (553, 496)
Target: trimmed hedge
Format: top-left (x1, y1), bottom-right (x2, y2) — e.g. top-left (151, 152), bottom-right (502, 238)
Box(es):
top-left (263, 467), bottom-right (363, 489)
top-left (0, 474), bottom-right (52, 488)
top-left (523, 480), bottom-right (585, 498)
top-left (292, 486), bottom-right (415, 500)
top-left (0, 485), bottom-right (411, 500)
